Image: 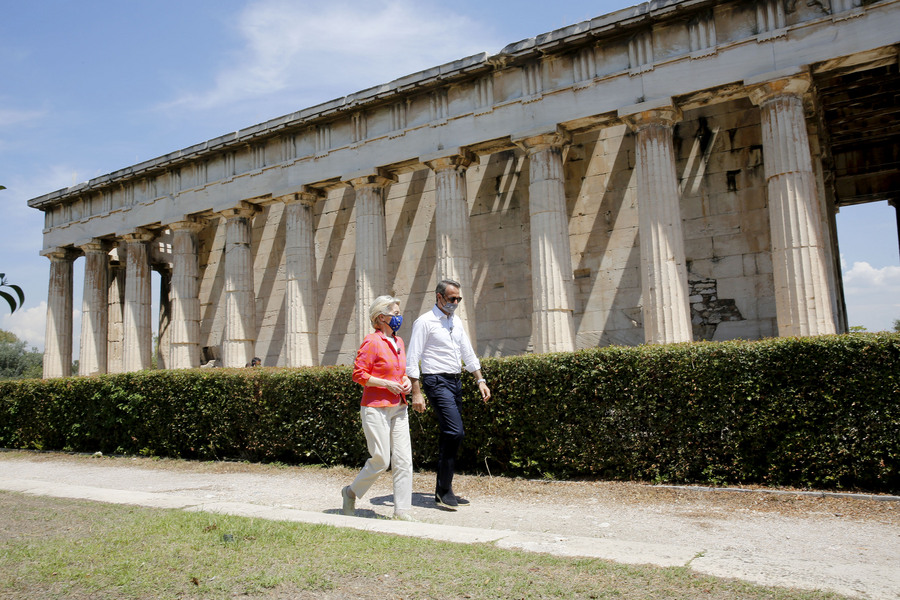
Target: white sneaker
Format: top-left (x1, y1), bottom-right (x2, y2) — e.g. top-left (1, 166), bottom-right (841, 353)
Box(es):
top-left (393, 511), bottom-right (418, 522)
top-left (341, 486), bottom-right (356, 516)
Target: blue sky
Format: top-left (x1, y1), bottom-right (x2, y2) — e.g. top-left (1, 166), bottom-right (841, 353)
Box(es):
top-left (2, 0), bottom-right (898, 353)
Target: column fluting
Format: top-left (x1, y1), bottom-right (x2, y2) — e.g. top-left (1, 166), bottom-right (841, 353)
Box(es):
top-left (41, 248), bottom-right (74, 378)
top-left (514, 128), bottom-right (576, 354)
top-left (749, 75), bottom-right (837, 337)
top-left (122, 230), bottom-right (154, 372)
top-left (78, 240), bottom-right (109, 375)
top-left (622, 104), bottom-right (693, 344)
top-left (345, 170), bottom-right (396, 345)
top-left (283, 189), bottom-right (322, 367)
top-left (168, 219), bottom-right (205, 369)
top-left (424, 151), bottom-right (478, 349)
top-left (220, 203), bottom-right (259, 368)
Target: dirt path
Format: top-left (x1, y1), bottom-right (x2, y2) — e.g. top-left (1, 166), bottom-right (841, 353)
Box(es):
top-left (1, 451), bottom-right (897, 599)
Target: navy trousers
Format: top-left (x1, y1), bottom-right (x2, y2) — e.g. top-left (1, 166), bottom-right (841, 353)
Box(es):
top-left (421, 373), bottom-right (464, 496)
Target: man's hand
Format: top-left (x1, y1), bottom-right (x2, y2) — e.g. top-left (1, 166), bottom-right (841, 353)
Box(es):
top-left (478, 381), bottom-right (491, 402)
top-left (411, 390), bottom-right (426, 413)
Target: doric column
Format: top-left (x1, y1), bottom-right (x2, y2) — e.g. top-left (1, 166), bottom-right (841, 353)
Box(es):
top-left (107, 243), bottom-right (126, 374)
top-left (621, 101), bottom-right (693, 345)
top-left (344, 169), bottom-right (397, 344)
top-left (41, 248), bottom-right (74, 378)
top-left (168, 219), bottom-right (205, 369)
top-left (282, 188), bottom-right (323, 367)
top-left (748, 73), bottom-right (837, 337)
top-left (219, 203), bottom-right (259, 368)
top-left (422, 150), bottom-right (478, 349)
top-left (121, 229), bottom-right (154, 372)
top-left (513, 127), bottom-right (576, 354)
top-left (78, 240), bottom-right (109, 376)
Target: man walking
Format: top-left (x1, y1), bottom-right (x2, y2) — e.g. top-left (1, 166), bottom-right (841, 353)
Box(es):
top-left (407, 279), bottom-right (491, 510)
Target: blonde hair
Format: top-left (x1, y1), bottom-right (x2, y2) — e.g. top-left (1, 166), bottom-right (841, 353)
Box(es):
top-left (369, 295), bottom-right (400, 328)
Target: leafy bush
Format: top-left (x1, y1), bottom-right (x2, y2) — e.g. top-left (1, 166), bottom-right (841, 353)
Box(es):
top-left (0, 333), bottom-right (897, 492)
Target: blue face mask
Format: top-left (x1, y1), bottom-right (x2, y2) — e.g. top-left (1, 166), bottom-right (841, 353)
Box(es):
top-left (388, 315), bottom-right (403, 332)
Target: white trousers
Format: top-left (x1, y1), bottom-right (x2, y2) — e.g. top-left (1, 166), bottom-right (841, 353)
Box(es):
top-left (349, 403), bottom-right (413, 512)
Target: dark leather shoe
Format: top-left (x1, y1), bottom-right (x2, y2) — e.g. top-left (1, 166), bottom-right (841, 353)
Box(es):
top-left (435, 491), bottom-right (458, 511)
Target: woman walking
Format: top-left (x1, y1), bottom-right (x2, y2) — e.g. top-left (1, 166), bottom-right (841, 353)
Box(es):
top-left (341, 295), bottom-right (415, 521)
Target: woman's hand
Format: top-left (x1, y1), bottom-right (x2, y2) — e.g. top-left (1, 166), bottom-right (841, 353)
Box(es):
top-left (400, 376), bottom-right (412, 395)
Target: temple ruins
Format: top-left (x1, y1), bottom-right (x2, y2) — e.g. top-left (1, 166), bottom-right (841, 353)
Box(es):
top-left (27, 0), bottom-right (900, 377)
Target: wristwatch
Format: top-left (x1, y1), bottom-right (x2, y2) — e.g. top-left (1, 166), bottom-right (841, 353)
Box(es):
top-left (476, 378), bottom-right (486, 384)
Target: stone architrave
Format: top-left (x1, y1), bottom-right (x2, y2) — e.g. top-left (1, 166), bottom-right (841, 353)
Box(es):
top-left (107, 244), bottom-right (126, 374)
top-left (121, 229), bottom-right (155, 372)
top-left (513, 127), bottom-right (576, 354)
top-left (78, 240), bottom-right (109, 375)
top-left (344, 169), bottom-right (397, 345)
top-left (749, 73), bottom-right (837, 337)
top-left (621, 101), bottom-right (693, 345)
top-left (41, 248), bottom-right (74, 378)
top-left (220, 203), bottom-right (260, 368)
top-left (168, 219), bottom-right (205, 369)
top-left (422, 150), bottom-right (478, 349)
top-left (282, 188), bottom-right (323, 367)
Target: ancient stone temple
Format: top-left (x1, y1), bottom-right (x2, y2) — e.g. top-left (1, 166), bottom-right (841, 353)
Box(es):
top-left (28, 0), bottom-right (900, 377)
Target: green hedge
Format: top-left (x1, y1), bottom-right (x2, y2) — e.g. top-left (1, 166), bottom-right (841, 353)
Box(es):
top-left (1, 333), bottom-right (897, 493)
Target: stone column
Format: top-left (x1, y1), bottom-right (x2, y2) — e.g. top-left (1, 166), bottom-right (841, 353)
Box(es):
top-left (423, 150), bottom-right (478, 348)
top-left (41, 248), bottom-right (74, 378)
top-left (282, 188), bottom-right (323, 367)
top-left (513, 127), bottom-right (576, 354)
top-left (621, 101), bottom-right (693, 345)
top-left (168, 219), bottom-right (205, 369)
top-left (122, 229), bottom-right (154, 372)
top-left (220, 203), bottom-right (259, 368)
top-left (78, 240), bottom-right (109, 376)
top-left (344, 169), bottom-right (396, 344)
top-left (107, 244), bottom-right (126, 374)
top-left (748, 73), bottom-right (837, 337)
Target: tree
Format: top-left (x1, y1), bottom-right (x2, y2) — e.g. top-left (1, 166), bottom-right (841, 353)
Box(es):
top-left (894, 318), bottom-right (900, 333)
top-left (0, 329), bottom-right (42, 380)
top-left (0, 273), bottom-right (24, 314)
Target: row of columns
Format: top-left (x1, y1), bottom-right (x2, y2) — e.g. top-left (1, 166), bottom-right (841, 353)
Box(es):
top-left (41, 73), bottom-right (836, 378)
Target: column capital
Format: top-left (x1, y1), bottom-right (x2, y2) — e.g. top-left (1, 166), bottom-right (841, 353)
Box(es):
top-left (218, 201), bottom-right (260, 221)
top-left (619, 98), bottom-right (681, 131)
top-left (40, 246), bottom-right (76, 261)
top-left (119, 228), bottom-right (156, 244)
top-left (168, 216), bottom-right (208, 233)
top-left (747, 71), bottom-right (811, 106)
top-left (76, 238), bottom-right (110, 254)
top-left (277, 185), bottom-right (325, 206)
top-left (421, 149), bottom-right (476, 172)
top-left (342, 167), bottom-right (397, 190)
top-left (512, 125), bottom-right (571, 154)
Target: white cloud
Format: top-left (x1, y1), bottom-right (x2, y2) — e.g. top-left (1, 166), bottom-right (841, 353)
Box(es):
top-left (0, 106), bottom-right (46, 128)
top-left (842, 260), bottom-right (900, 331)
top-left (1, 301), bottom-right (47, 350)
top-left (163, 0), bottom-right (495, 113)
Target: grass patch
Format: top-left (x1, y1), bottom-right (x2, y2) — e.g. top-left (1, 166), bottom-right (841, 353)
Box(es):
top-left (0, 491), bottom-right (852, 599)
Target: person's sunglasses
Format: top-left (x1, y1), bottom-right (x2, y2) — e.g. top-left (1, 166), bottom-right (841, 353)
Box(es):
top-left (443, 295), bottom-right (462, 303)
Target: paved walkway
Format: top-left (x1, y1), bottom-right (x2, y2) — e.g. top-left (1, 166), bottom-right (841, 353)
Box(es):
top-left (1, 452), bottom-right (897, 600)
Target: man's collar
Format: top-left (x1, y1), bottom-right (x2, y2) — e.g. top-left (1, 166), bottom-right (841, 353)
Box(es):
top-left (431, 304), bottom-right (451, 320)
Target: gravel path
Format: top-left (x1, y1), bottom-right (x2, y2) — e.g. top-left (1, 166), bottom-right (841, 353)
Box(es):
top-left (1, 451), bottom-right (897, 599)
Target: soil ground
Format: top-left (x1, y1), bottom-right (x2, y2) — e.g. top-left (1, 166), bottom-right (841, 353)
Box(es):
top-left (1, 451), bottom-right (897, 600)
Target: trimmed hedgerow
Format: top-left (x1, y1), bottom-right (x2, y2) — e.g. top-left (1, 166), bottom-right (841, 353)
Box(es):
top-left (0, 333), bottom-right (897, 492)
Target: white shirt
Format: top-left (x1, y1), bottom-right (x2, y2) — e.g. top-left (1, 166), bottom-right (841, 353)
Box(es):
top-left (406, 305), bottom-right (481, 379)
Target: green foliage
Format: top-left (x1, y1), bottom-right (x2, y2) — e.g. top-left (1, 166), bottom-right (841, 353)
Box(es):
top-left (0, 333), bottom-right (897, 492)
top-left (0, 273), bottom-right (25, 314)
top-left (0, 330), bottom-right (42, 380)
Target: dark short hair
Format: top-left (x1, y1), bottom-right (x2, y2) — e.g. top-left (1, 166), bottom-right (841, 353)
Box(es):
top-left (435, 279), bottom-right (461, 295)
